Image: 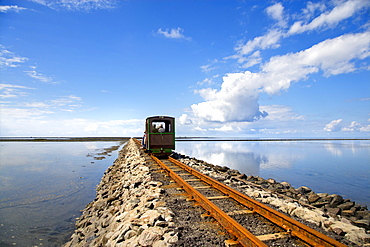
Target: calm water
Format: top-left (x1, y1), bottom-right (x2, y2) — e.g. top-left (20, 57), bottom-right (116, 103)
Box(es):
top-left (175, 140), bottom-right (370, 207)
top-left (0, 140), bottom-right (369, 246)
top-left (0, 141), bottom-right (126, 247)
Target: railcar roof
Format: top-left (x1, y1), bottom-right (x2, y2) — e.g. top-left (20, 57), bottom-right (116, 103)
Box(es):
top-left (146, 116), bottom-right (175, 120)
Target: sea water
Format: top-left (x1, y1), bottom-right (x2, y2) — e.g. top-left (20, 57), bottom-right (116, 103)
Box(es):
top-left (0, 140), bottom-right (369, 246)
top-left (175, 140), bottom-right (370, 207)
top-left (0, 141), bottom-right (126, 247)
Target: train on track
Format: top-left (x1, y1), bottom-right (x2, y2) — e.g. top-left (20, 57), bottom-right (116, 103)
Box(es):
top-left (143, 116), bottom-right (175, 155)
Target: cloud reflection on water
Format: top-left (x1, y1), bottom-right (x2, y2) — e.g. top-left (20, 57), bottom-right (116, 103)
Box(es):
top-left (175, 141), bottom-right (305, 176)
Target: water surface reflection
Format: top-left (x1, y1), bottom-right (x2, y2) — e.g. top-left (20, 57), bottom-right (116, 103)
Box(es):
top-left (175, 140), bottom-right (370, 207)
top-left (0, 141), bottom-right (126, 247)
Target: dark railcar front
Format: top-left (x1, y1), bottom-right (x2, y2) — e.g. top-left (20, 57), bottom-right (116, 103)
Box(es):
top-left (145, 116), bottom-right (175, 155)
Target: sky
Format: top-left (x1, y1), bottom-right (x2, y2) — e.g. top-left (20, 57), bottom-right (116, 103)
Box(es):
top-left (1, 0), bottom-right (369, 138)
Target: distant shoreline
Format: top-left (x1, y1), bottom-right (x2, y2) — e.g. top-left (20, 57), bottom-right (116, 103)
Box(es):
top-left (0, 137), bottom-right (369, 142)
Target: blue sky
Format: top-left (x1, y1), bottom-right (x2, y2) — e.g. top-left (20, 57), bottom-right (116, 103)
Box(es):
top-left (1, 0), bottom-right (369, 137)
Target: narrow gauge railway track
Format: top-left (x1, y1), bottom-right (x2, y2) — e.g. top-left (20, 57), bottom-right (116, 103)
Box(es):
top-left (134, 139), bottom-right (346, 247)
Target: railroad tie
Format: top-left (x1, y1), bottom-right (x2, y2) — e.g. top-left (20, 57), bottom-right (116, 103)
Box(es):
top-left (193, 186), bottom-right (212, 189)
top-left (256, 232), bottom-right (289, 241)
top-left (227, 209), bottom-right (254, 216)
top-left (206, 195), bottom-right (230, 200)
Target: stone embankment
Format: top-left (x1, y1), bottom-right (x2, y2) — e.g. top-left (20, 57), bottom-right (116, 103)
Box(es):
top-left (64, 138), bottom-right (370, 246)
top-left (63, 139), bottom-right (178, 247)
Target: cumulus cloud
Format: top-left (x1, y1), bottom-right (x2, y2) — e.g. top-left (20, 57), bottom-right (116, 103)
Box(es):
top-left (178, 114), bottom-right (192, 125)
top-left (324, 119), bottom-right (370, 132)
top-left (324, 119), bottom-right (343, 132)
top-left (192, 31), bottom-right (370, 123)
top-left (30, 0), bottom-right (117, 11)
top-left (157, 27), bottom-right (191, 40)
top-left (0, 5), bottom-right (27, 13)
top-left (266, 2), bottom-right (286, 27)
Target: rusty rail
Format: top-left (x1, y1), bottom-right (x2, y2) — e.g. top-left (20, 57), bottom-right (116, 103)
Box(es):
top-left (150, 154), bottom-right (267, 247)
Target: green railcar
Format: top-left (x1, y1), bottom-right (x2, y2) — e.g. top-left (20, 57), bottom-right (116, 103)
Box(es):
top-left (144, 116), bottom-right (175, 155)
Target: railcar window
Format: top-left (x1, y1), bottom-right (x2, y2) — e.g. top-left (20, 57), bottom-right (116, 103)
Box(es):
top-left (151, 121), bottom-right (171, 133)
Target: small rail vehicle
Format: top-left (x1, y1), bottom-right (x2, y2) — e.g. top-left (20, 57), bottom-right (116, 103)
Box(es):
top-left (143, 116), bottom-right (175, 155)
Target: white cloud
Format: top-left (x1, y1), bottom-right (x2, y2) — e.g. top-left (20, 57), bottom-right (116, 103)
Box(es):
top-left (342, 121), bottom-right (361, 131)
top-left (0, 5), bottom-right (27, 13)
top-left (0, 84), bottom-right (34, 98)
top-left (212, 125), bottom-right (241, 132)
top-left (157, 27), bottom-right (191, 40)
top-left (324, 119), bottom-right (343, 131)
top-left (260, 105), bottom-right (305, 121)
top-left (30, 0), bottom-right (117, 11)
top-left (301, 1), bottom-right (327, 20)
top-left (200, 64), bottom-right (215, 73)
top-left (234, 28), bottom-right (283, 57)
top-left (24, 67), bottom-right (60, 84)
top-left (0, 47), bottom-right (28, 68)
top-left (0, 114), bottom-right (144, 136)
top-left (324, 119), bottom-right (370, 133)
top-left (178, 114), bottom-right (192, 125)
top-left (191, 72), bottom-right (268, 122)
top-left (288, 0), bottom-right (370, 34)
top-left (230, 0), bottom-right (370, 68)
top-left (192, 31), bottom-right (370, 123)
top-left (266, 2), bottom-right (286, 27)
top-left (240, 51), bottom-right (262, 69)
top-left (196, 75), bottom-right (219, 86)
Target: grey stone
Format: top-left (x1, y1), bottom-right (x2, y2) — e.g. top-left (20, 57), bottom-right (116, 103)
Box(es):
top-left (124, 230), bottom-right (137, 240)
top-left (326, 207), bottom-right (341, 217)
top-left (137, 227), bottom-right (163, 246)
top-left (329, 194), bottom-right (344, 207)
top-left (354, 219), bottom-right (370, 230)
top-left (296, 186), bottom-right (312, 195)
top-left (338, 201), bottom-right (355, 210)
top-left (307, 193), bottom-right (320, 203)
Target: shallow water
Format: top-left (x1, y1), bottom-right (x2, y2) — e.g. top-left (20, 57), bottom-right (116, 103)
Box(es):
top-left (0, 139), bottom-right (368, 246)
top-left (0, 141), bottom-right (126, 247)
top-left (175, 140), bottom-right (370, 207)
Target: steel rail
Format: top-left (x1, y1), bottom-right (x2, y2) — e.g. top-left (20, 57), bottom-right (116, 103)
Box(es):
top-left (150, 154), bottom-right (267, 247)
top-left (168, 157), bottom-right (347, 247)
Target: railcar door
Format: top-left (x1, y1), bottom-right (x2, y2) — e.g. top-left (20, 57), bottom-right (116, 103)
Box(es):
top-left (146, 116), bottom-right (175, 154)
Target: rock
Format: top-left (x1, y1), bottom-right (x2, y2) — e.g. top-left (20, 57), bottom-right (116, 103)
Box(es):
top-left (332, 228), bottom-right (346, 236)
top-left (163, 231), bottom-right (178, 244)
top-left (342, 209), bottom-right (356, 217)
top-left (236, 174), bottom-right (247, 179)
top-left (266, 178), bottom-right (276, 184)
top-left (137, 227), bottom-right (163, 246)
top-left (124, 230), bottom-right (137, 240)
top-left (354, 219), bottom-right (370, 229)
top-left (326, 207), bottom-right (341, 217)
top-left (307, 193), bottom-right (320, 203)
top-left (329, 194), bottom-right (344, 207)
top-left (280, 181), bottom-right (291, 188)
top-left (246, 175), bottom-right (257, 181)
top-left (140, 210), bottom-right (161, 226)
top-left (298, 195), bottom-right (310, 205)
top-left (296, 186), bottom-right (312, 195)
top-left (338, 201), bottom-right (355, 210)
